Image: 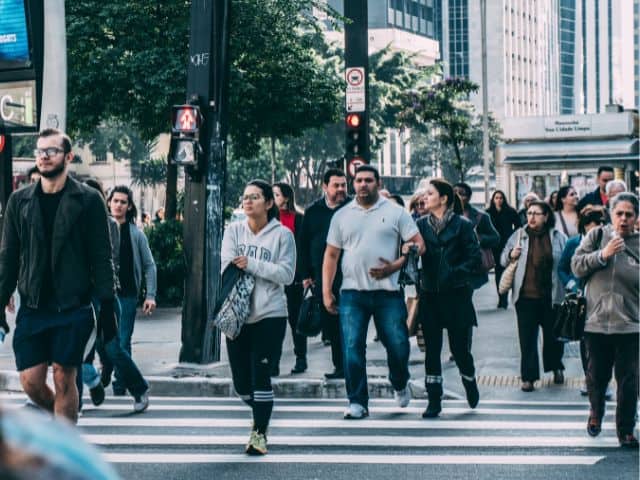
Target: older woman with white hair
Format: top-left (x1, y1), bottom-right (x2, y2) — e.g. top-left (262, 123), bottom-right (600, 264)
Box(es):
top-left (571, 192), bottom-right (639, 448)
top-left (605, 180), bottom-right (627, 203)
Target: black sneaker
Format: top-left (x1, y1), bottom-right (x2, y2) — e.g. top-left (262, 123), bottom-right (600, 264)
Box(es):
top-left (290, 357), bottom-right (307, 374)
top-left (324, 369), bottom-right (344, 380)
top-left (90, 383), bottom-right (105, 406)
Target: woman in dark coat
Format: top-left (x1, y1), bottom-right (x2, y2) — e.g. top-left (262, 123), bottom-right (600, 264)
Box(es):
top-left (407, 179), bottom-right (482, 419)
top-left (486, 190), bottom-right (520, 308)
top-left (272, 182), bottom-right (306, 376)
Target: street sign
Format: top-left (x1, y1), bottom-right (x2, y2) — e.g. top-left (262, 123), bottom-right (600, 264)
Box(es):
top-left (346, 66), bottom-right (365, 112)
top-left (347, 157), bottom-right (365, 177)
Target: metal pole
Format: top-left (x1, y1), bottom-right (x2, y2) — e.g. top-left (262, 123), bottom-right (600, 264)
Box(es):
top-left (180, 0), bottom-right (230, 364)
top-left (480, 0), bottom-right (490, 205)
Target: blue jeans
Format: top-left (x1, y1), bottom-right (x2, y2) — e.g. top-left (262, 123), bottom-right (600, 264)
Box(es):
top-left (339, 290), bottom-right (410, 408)
top-left (95, 297), bottom-right (148, 397)
top-left (113, 296), bottom-right (138, 393)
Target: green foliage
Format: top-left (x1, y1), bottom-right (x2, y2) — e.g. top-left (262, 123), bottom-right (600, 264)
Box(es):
top-left (145, 220), bottom-right (185, 306)
top-left (132, 157), bottom-right (168, 188)
top-left (66, 2), bottom-right (190, 142)
top-left (399, 76), bottom-right (485, 181)
top-left (410, 111), bottom-right (502, 182)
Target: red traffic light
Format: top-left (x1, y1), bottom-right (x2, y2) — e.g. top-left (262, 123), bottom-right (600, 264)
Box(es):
top-left (172, 105), bottom-right (201, 133)
top-left (345, 113), bottom-right (361, 129)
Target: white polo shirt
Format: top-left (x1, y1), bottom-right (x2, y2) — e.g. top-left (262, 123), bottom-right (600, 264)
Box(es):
top-left (326, 196), bottom-right (418, 291)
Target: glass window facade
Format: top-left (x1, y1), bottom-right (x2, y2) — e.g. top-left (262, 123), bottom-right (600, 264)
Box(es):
top-left (448, 0), bottom-right (468, 78)
top-left (387, 0), bottom-right (436, 40)
top-left (559, 0), bottom-right (577, 114)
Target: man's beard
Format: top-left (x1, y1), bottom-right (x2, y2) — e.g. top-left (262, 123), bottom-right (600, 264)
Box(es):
top-left (38, 162), bottom-right (66, 179)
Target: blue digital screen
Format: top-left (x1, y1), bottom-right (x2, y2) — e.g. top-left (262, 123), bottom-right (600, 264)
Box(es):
top-left (0, 0), bottom-right (31, 70)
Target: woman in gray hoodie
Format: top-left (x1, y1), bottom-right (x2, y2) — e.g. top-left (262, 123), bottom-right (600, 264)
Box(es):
top-left (571, 192), bottom-right (639, 448)
top-left (221, 179), bottom-right (296, 456)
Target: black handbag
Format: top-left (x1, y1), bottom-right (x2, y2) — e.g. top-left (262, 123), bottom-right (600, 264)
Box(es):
top-left (553, 292), bottom-right (587, 342)
top-left (296, 286), bottom-right (323, 337)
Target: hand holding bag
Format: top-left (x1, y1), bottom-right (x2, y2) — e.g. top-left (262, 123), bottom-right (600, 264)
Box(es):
top-left (553, 292), bottom-right (587, 342)
top-left (498, 229), bottom-right (522, 295)
top-left (213, 264), bottom-right (255, 340)
top-left (296, 286), bottom-right (323, 337)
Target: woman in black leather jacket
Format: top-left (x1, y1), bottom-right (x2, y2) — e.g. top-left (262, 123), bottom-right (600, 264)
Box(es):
top-left (409, 178), bottom-right (482, 419)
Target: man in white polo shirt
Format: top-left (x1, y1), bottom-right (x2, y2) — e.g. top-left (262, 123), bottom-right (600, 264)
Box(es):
top-left (322, 165), bottom-right (425, 419)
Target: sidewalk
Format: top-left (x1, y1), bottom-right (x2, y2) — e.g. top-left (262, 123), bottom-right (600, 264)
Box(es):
top-left (0, 278), bottom-right (586, 400)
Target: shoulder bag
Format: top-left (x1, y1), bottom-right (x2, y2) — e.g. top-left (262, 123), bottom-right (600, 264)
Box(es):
top-left (475, 211), bottom-right (496, 272)
top-left (296, 286), bottom-right (323, 337)
top-left (553, 228), bottom-right (604, 342)
top-left (213, 266), bottom-right (255, 340)
top-left (498, 229), bottom-right (522, 295)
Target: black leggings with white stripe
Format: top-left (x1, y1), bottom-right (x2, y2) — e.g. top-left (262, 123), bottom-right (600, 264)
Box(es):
top-left (226, 316), bottom-right (283, 435)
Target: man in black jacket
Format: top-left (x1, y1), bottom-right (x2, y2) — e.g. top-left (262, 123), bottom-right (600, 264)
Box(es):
top-left (0, 129), bottom-right (116, 424)
top-left (577, 166), bottom-right (614, 212)
top-left (299, 169), bottom-right (349, 379)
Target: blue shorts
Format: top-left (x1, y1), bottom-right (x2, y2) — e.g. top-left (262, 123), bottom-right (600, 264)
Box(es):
top-left (13, 305), bottom-right (94, 371)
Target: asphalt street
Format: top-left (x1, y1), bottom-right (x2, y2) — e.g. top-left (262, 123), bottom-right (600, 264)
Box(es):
top-left (2, 393), bottom-right (637, 480)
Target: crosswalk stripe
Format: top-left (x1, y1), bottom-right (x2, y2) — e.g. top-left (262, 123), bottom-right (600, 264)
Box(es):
top-left (78, 417), bottom-right (615, 430)
top-left (84, 434), bottom-right (619, 448)
top-left (0, 393), bottom-right (614, 407)
top-left (102, 453), bottom-right (605, 465)
top-left (76, 404), bottom-right (595, 416)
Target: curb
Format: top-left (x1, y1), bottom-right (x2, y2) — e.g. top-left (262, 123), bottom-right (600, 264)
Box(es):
top-left (0, 370), bottom-right (457, 400)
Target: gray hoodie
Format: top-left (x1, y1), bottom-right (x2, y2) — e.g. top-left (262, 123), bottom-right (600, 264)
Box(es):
top-left (571, 224), bottom-right (639, 335)
top-left (221, 218), bottom-right (296, 324)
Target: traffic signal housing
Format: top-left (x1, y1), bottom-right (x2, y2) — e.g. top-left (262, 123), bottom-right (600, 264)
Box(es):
top-left (169, 104), bottom-right (203, 168)
top-left (345, 112), bottom-right (367, 162)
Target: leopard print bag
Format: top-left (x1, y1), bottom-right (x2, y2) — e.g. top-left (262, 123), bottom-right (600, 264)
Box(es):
top-left (213, 272), bottom-right (255, 340)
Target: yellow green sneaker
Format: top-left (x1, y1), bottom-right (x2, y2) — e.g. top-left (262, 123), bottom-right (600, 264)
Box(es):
top-left (245, 430), bottom-right (268, 455)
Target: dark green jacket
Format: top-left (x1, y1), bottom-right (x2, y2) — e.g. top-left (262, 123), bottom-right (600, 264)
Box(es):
top-left (0, 176), bottom-right (115, 311)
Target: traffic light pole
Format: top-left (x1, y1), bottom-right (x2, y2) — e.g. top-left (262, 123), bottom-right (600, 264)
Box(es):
top-left (344, 0), bottom-right (369, 169)
top-left (180, 0), bottom-right (230, 364)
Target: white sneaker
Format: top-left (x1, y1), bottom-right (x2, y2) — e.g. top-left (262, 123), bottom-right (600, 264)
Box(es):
top-left (133, 392), bottom-right (149, 413)
top-left (394, 387), bottom-right (411, 408)
top-left (343, 403), bottom-right (368, 419)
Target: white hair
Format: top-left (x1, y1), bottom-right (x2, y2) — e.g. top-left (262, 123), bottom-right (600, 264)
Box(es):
top-left (605, 179), bottom-right (627, 196)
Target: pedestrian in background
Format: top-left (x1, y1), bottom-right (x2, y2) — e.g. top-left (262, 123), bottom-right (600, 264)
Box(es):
top-left (518, 192), bottom-right (540, 226)
top-left (299, 169), bottom-right (349, 380)
top-left (153, 207), bottom-right (165, 225)
top-left (0, 128), bottom-right (115, 424)
top-left (323, 165), bottom-right (425, 419)
top-left (453, 182), bottom-right (500, 290)
top-left (272, 182), bottom-right (306, 376)
top-left (221, 179), bottom-right (296, 455)
top-left (104, 186), bottom-right (157, 396)
top-left (27, 165), bottom-right (41, 185)
top-left (605, 180), bottom-right (627, 206)
top-left (557, 205), bottom-right (608, 398)
top-left (571, 193), bottom-right (639, 448)
top-left (80, 179), bottom-right (150, 413)
top-left (554, 185), bottom-right (579, 238)
top-left (546, 190), bottom-right (558, 211)
top-left (577, 166), bottom-right (614, 212)
top-left (413, 179), bottom-right (482, 418)
top-left (409, 188), bottom-right (428, 220)
top-left (486, 190), bottom-right (520, 309)
top-left (501, 201), bottom-right (567, 392)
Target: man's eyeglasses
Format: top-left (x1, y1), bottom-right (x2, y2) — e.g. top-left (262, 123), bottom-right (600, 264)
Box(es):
top-left (242, 193), bottom-right (263, 202)
top-left (34, 147), bottom-right (65, 158)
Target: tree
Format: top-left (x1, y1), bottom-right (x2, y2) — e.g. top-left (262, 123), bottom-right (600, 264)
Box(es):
top-left (66, 0), bottom-right (342, 210)
top-left (409, 109), bottom-right (502, 182)
top-left (398, 77), bottom-right (482, 181)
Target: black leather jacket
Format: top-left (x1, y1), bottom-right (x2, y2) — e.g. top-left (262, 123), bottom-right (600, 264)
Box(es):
top-left (0, 177), bottom-right (115, 311)
top-left (416, 214), bottom-right (482, 293)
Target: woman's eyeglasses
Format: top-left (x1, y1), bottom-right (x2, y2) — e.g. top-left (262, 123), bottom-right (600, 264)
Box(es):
top-left (242, 193), bottom-right (263, 202)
